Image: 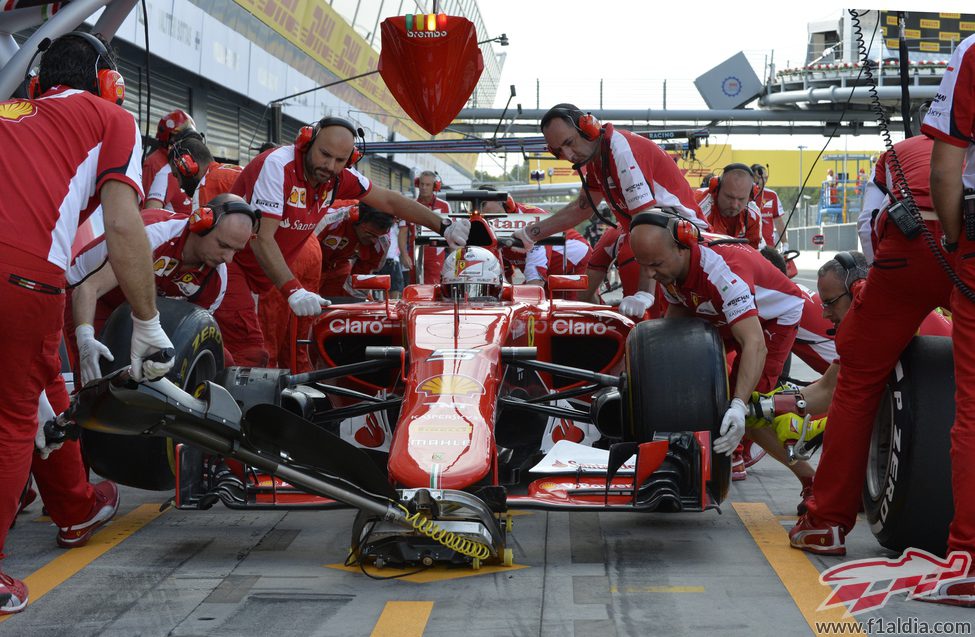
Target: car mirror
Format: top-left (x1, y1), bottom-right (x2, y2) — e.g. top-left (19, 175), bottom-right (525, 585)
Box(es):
top-left (548, 274), bottom-right (588, 293)
top-left (351, 274), bottom-right (391, 291)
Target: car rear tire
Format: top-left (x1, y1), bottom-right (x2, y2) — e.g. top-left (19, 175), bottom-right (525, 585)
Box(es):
top-left (82, 298), bottom-right (224, 491)
top-left (864, 336), bottom-right (954, 555)
top-left (624, 318), bottom-right (730, 502)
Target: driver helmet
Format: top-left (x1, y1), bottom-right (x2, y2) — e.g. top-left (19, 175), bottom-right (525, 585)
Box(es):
top-left (441, 246), bottom-right (503, 300)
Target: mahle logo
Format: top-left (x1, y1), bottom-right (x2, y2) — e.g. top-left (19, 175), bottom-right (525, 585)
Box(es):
top-left (405, 13), bottom-right (447, 38)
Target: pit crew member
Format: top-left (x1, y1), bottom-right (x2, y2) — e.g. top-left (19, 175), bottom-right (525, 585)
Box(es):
top-left (628, 211), bottom-right (804, 460)
top-left (915, 32), bottom-right (975, 605)
top-left (220, 117), bottom-right (469, 366)
top-left (411, 170), bottom-right (451, 284)
top-left (143, 109), bottom-right (197, 196)
top-left (66, 194), bottom-right (258, 381)
top-left (316, 202), bottom-right (393, 296)
top-left (790, 131), bottom-right (955, 557)
top-left (695, 164), bottom-right (764, 249)
top-left (0, 33), bottom-right (173, 614)
top-left (146, 134), bottom-right (242, 213)
top-left (521, 103), bottom-right (704, 318)
top-left (751, 164), bottom-right (787, 250)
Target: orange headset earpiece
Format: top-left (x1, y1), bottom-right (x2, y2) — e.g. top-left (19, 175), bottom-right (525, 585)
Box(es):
top-left (295, 117), bottom-right (363, 168)
top-left (576, 112), bottom-right (601, 141)
top-left (170, 141), bottom-right (199, 179)
top-left (189, 200), bottom-right (261, 236)
top-left (708, 163), bottom-right (758, 200)
top-left (630, 211), bottom-right (701, 249)
top-left (413, 172), bottom-right (442, 191)
top-left (188, 207), bottom-right (214, 234)
top-left (26, 32), bottom-right (125, 105)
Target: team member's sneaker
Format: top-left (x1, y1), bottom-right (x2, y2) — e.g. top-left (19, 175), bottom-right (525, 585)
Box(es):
top-left (56, 481), bottom-right (119, 548)
top-left (797, 477), bottom-right (814, 516)
top-left (0, 571), bottom-right (28, 615)
top-left (917, 576), bottom-right (975, 607)
top-left (789, 514), bottom-right (846, 556)
top-left (731, 449), bottom-right (747, 481)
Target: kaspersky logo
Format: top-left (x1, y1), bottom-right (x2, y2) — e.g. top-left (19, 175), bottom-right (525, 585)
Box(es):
top-left (819, 548), bottom-right (971, 615)
top-left (405, 13), bottom-right (447, 38)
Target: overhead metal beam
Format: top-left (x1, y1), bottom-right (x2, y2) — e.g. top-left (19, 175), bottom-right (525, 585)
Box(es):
top-left (448, 123), bottom-right (885, 136)
top-left (455, 108), bottom-right (881, 123)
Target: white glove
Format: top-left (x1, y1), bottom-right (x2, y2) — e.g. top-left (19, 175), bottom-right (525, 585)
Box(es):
top-left (511, 225), bottom-right (537, 252)
top-left (287, 287), bottom-right (330, 317)
top-left (618, 291), bottom-right (655, 319)
top-left (781, 241), bottom-right (790, 252)
top-left (75, 324), bottom-right (114, 386)
top-left (130, 312), bottom-right (175, 382)
top-left (443, 218), bottom-right (471, 250)
top-left (714, 398), bottom-right (748, 456)
top-left (35, 390), bottom-right (62, 460)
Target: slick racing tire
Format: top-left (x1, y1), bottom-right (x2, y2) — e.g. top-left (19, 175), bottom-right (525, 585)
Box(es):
top-left (82, 298), bottom-right (224, 491)
top-left (624, 318), bottom-right (730, 501)
top-left (863, 336), bottom-right (954, 555)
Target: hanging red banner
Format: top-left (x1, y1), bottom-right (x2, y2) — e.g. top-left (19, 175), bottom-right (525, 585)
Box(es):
top-left (379, 14), bottom-right (484, 136)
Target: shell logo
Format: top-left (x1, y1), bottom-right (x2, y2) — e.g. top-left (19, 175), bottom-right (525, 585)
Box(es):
top-left (418, 374), bottom-right (484, 397)
top-left (0, 101), bottom-right (36, 122)
top-left (288, 186), bottom-right (306, 208)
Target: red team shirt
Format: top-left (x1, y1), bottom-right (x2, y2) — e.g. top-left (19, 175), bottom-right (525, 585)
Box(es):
top-left (922, 33), bottom-right (975, 191)
top-left (315, 202), bottom-right (390, 295)
top-left (145, 165), bottom-right (192, 214)
top-left (583, 123), bottom-right (704, 231)
top-left (756, 188), bottom-right (784, 247)
top-left (0, 87), bottom-right (142, 276)
top-left (67, 210), bottom-right (228, 315)
top-left (230, 145), bottom-right (371, 291)
top-left (142, 147), bottom-right (169, 197)
top-left (414, 196), bottom-right (451, 285)
top-left (694, 188), bottom-right (764, 249)
top-left (522, 228), bottom-right (592, 281)
top-left (662, 241), bottom-right (804, 331)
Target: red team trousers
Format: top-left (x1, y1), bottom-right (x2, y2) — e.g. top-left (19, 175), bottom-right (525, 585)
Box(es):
top-left (0, 250), bottom-right (95, 556)
top-left (949, 235), bottom-right (975, 558)
top-left (808, 220), bottom-right (955, 534)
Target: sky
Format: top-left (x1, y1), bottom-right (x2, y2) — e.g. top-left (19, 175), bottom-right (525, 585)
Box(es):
top-left (472, 0), bottom-right (972, 173)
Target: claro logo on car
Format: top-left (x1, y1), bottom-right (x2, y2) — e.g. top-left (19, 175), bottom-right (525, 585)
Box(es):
top-left (327, 318), bottom-right (391, 334)
top-left (534, 319), bottom-right (609, 336)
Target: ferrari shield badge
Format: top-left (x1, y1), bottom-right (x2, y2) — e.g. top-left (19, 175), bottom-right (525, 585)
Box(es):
top-left (379, 14), bottom-right (484, 135)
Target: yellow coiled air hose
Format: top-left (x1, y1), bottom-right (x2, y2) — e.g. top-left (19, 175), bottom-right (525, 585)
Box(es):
top-left (396, 504), bottom-right (492, 561)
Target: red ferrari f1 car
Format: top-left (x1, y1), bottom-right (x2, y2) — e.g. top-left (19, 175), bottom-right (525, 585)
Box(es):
top-left (65, 192), bottom-right (734, 570)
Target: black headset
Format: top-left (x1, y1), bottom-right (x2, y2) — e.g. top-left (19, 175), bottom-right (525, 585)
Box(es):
top-left (833, 251), bottom-right (862, 292)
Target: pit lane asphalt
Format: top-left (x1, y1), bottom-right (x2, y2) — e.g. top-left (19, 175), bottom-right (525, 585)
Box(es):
top-left (2, 256), bottom-right (969, 637)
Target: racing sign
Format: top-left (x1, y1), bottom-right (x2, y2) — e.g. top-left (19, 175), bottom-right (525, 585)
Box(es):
top-left (379, 14), bottom-right (484, 135)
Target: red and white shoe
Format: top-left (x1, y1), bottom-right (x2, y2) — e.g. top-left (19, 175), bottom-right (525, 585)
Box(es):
top-left (0, 571), bottom-right (28, 615)
top-left (56, 481), bottom-right (119, 548)
top-left (789, 514), bottom-right (846, 556)
top-left (731, 447), bottom-right (747, 481)
top-left (916, 576), bottom-right (975, 607)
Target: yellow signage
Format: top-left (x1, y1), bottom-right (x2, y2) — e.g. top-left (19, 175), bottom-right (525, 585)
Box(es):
top-left (233, 0), bottom-right (476, 173)
top-left (920, 18), bottom-right (941, 29)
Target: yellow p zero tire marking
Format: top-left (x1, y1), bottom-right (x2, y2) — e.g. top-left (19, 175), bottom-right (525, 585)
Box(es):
top-left (734, 502), bottom-right (865, 637)
top-left (370, 601), bottom-right (434, 637)
top-left (0, 504), bottom-right (164, 622)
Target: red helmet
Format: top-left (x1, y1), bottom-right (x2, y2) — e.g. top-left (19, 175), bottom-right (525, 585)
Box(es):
top-left (155, 109), bottom-right (196, 145)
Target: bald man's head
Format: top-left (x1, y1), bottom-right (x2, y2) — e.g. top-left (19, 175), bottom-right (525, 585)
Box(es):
top-left (629, 223), bottom-right (690, 287)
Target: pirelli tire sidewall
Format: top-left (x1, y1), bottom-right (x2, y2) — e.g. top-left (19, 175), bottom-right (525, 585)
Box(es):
top-left (623, 317), bottom-right (731, 502)
top-left (83, 297), bottom-right (225, 491)
top-left (864, 336), bottom-right (955, 555)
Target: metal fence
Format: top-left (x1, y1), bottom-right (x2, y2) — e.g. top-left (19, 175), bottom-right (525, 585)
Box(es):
top-left (787, 222), bottom-right (860, 252)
